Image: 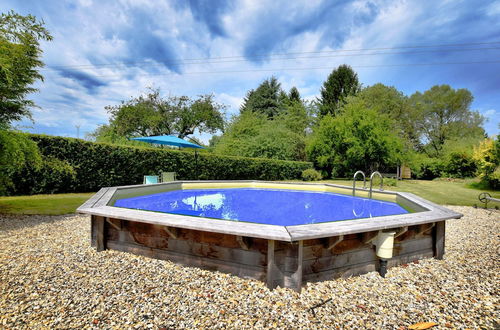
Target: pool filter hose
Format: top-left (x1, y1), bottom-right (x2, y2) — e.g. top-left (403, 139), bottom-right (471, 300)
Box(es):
top-left (379, 259), bottom-right (388, 277)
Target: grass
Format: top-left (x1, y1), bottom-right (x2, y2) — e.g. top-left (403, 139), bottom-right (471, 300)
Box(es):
top-left (0, 193), bottom-right (95, 216)
top-left (322, 178), bottom-right (500, 207)
top-left (0, 179), bottom-right (498, 216)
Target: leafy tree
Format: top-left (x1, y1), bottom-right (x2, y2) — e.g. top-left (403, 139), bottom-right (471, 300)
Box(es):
top-left (240, 77), bottom-right (286, 119)
top-left (213, 107), bottom-right (307, 161)
top-left (0, 11), bottom-right (52, 125)
top-left (356, 84), bottom-right (422, 150)
top-left (318, 64), bottom-right (360, 117)
top-left (306, 102), bottom-right (404, 178)
top-left (94, 88), bottom-right (226, 140)
top-left (409, 85), bottom-right (484, 157)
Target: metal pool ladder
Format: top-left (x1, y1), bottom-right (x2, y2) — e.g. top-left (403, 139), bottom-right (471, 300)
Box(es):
top-left (369, 171), bottom-right (384, 198)
top-left (352, 170), bottom-right (366, 196)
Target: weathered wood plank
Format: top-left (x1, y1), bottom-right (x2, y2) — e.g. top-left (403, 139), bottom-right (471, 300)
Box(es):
top-left (77, 188), bottom-right (108, 211)
top-left (105, 225), bottom-right (267, 267)
top-left (303, 250), bottom-right (434, 283)
top-left (87, 205), bottom-right (292, 241)
top-left (281, 236), bottom-right (434, 273)
top-left (287, 240), bottom-right (303, 292)
top-left (267, 240), bottom-right (276, 289)
top-left (94, 216), bottom-right (106, 252)
top-left (92, 188), bottom-right (117, 208)
top-left (433, 221), bottom-right (445, 259)
top-left (106, 241), bottom-right (266, 281)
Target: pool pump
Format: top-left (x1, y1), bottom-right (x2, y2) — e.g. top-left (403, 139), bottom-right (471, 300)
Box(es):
top-left (375, 231), bottom-right (396, 278)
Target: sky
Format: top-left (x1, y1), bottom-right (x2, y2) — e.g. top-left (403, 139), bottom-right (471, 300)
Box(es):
top-left (3, 0), bottom-right (500, 142)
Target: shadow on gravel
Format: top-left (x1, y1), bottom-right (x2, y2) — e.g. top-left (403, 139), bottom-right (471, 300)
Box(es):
top-left (0, 213), bottom-right (87, 232)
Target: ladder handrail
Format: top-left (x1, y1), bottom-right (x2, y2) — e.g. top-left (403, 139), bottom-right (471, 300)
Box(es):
top-left (352, 170), bottom-right (366, 196)
top-left (369, 171), bottom-right (383, 198)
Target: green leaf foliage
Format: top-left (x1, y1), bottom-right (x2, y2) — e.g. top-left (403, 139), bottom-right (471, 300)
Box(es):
top-left (95, 88), bottom-right (225, 141)
top-left (473, 137), bottom-right (500, 189)
top-left (0, 11), bottom-right (52, 125)
top-left (5, 133), bottom-right (312, 195)
top-left (306, 102), bottom-right (404, 178)
top-left (240, 76), bottom-right (288, 119)
top-left (301, 168), bottom-right (322, 181)
top-left (409, 85), bottom-right (484, 157)
top-left (214, 102), bottom-right (308, 161)
top-left (0, 128), bottom-right (41, 194)
top-left (318, 64), bottom-right (360, 117)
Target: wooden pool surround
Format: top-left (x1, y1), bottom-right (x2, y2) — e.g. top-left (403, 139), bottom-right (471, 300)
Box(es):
top-left (78, 181), bottom-right (462, 291)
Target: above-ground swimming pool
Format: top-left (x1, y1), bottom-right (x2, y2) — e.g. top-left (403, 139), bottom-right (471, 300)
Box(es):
top-left (78, 181), bottom-right (462, 291)
top-left (114, 188), bottom-right (409, 226)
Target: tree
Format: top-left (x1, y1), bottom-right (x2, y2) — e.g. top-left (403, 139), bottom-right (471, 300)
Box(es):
top-left (213, 104), bottom-right (308, 161)
top-left (95, 88), bottom-right (226, 140)
top-left (473, 137), bottom-right (500, 189)
top-left (318, 64), bottom-right (360, 117)
top-left (306, 102), bottom-right (404, 178)
top-left (240, 77), bottom-right (285, 119)
top-left (355, 84), bottom-right (422, 150)
top-left (288, 87), bottom-right (301, 103)
top-left (409, 85), bottom-right (484, 157)
top-left (0, 11), bottom-right (53, 125)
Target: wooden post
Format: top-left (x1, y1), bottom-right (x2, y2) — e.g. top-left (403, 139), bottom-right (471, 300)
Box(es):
top-left (266, 240), bottom-right (275, 289)
top-left (433, 221), bottom-right (445, 259)
top-left (95, 216), bottom-right (106, 252)
top-left (289, 240), bottom-right (303, 292)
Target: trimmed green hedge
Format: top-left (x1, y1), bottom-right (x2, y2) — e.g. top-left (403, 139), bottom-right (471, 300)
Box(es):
top-left (8, 133), bottom-right (312, 194)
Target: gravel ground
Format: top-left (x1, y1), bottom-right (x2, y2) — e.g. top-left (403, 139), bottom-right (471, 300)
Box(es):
top-left (0, 206), bottom-right (498, 329)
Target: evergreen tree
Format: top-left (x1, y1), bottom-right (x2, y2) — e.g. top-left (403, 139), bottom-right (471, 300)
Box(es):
top-left (288, 87), bottom-right (301, 103)
top-left (240, 77), bottom-right (284, 119)
top-left (318, 64), bottom-right (360, 117)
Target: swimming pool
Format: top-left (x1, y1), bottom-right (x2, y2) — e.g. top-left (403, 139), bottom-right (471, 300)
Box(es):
top-left (78, 180), bottom-right (462, 291)
top-left (114, 188), bottom-right (409, 226)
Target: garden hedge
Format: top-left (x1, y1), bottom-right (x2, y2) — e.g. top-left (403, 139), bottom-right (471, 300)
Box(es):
top-left (8, 133), bottom-right (312, 195)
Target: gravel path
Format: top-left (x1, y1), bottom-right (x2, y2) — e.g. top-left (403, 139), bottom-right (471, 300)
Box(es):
top-left (1, 206), bottom-right (498, 329)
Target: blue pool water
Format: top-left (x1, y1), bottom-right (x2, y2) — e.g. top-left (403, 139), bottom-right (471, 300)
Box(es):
top-left (114, 188), bottom-right (409, 226)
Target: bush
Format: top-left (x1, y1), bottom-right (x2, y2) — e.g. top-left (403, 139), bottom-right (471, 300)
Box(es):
top-left (6, 133), bottom-right (313, 195)
top-left (442, 151), bottom-right (477, 178)
top-left (14, 157), bottom-right (76, 195)
top-left (384, 178), bottom-right (398, 187)
top-left (0, 129), bottom-right (42, 194)
top-left (473, 138), bottom-right (500, 189)
top-left (413, 157), bottom-right (444, 180)
top-left (301, 168), bottom-right (322, 181)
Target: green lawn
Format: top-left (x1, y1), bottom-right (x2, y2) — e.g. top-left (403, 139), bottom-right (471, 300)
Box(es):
top-left (0, 193), bottom-right (95, 215)
top-left (0, 179), bottom-right (498, 216)
top-left (322, 179), bottom-right (500, 207)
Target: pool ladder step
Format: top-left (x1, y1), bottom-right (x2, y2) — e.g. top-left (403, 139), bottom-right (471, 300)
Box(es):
top-left (352, 171), bottom-right (384, 198)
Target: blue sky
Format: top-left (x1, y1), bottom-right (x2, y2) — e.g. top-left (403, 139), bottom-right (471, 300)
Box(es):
top-left (3, 0), bottom-right (500, 141)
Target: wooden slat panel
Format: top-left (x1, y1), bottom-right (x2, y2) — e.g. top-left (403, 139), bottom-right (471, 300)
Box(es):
top-left (105, 223), bottom-right (267, 267)
top-left (85, 205), bottom-right (292, 241)
top-left (303, 250), bottom-right (434, 283)
top-left (106, 241), bottom-right (266, 281)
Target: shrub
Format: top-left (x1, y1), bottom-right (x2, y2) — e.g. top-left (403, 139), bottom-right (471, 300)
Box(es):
top-left (6, 133), bottom-right (313, 195)
top-left (301, 168), bottom-right (322, 181)
top-left (14, 157), bottom-right (76, 195)
top-left (473, 138), bottom-right (500, 189)
top-left (413, 157), bottom-right (444, 180)
top-left (384, 178), bottom-right (398, 187)
top-left (442, 151), bottom-right (477, 178)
